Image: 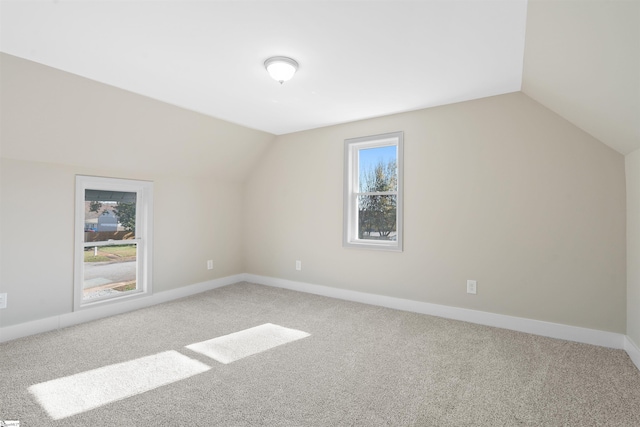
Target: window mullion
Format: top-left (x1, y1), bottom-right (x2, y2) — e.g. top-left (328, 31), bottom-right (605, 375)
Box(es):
top-left (356, 191), bottom-right (397, 196)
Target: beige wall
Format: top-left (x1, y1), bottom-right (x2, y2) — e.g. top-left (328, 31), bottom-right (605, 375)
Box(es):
top-left (0, 53), bottom-right (630, 337)
top-left (243, 92), bottom-right (627, 333)
top-left (627, 149), bottom-right (640, 346)
top-left (0, 54), bottom-right (274, 327)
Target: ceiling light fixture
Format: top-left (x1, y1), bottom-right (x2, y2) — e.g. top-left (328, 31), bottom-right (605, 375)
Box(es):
top-left (264, 56), bottom-right (298, 84)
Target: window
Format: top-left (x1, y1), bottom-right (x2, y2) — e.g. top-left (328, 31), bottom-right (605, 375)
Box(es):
top-left (74, 176), bottom-right (153, 309)
top-left (343, 131), bottom-right (403, 251)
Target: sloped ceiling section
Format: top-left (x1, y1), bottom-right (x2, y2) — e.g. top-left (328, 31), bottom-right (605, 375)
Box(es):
top-left (522, 0), bottom-right (640, 155)
top-left (0, 1), bottom-right (637, 155)
top-left (0, 1), bottom-right (527, 136)
top-left (0, 53), bottom-right (275, 181)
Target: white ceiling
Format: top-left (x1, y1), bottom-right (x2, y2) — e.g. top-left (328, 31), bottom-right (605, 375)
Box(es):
top-left (0, 0), bottom-right (528, 136)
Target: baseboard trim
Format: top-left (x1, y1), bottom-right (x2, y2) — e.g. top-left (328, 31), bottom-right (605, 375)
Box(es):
top-left (0, 274), bottom-right (243, 343)
top-left (625, 336), bottom-right (640, 371)
top-left (3, 273), bottom-right (636, 371)
top-left (244, 274), bottom-right (626, 350)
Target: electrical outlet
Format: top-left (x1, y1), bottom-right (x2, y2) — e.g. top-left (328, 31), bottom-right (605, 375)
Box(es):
top-left (207, 260), bottom-right (213, 270)
top-left (0, 293), bottom-right (7, 309)
top-left (295, 260), bottom-right (302, 271)
top-left (467, 280), bottom-right (477, 295)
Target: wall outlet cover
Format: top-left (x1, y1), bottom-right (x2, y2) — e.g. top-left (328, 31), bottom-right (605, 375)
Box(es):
top-left (467, 280), bottom-right (477, 295)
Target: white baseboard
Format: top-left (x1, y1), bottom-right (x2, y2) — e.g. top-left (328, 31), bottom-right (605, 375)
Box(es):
top-left (244, 274), bottom-right (627, 351)
top-left (0, 274), bottom-right (243, 343)
top-left (625, 336), bottom-right (640, 371)
top-left (3, 273), bottom-right (638, 373)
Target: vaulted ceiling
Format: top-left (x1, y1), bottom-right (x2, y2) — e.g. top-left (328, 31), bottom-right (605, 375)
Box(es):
top-left (522, 0), bottom-right (639, 156)
top-left (1, 0), bottom-right (638, 155)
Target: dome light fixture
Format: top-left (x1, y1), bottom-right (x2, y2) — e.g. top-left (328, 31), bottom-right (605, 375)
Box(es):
top-left (264, 56), bottom-right (298, 84)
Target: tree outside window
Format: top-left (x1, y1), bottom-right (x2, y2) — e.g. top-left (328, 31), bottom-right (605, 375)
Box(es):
top-left (358, 158), bottom-right (397, 240)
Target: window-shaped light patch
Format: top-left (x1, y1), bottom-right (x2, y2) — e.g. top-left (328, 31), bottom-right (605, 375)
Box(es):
top-left (185, 323), bottom-right (310, 364)
top-left (29, 351), bottom-right (210, 420)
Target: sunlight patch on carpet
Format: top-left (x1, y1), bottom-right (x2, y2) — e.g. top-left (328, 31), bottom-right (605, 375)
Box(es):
top-left (28, 350), bottom-right (211, 420)
top-left (185, 323), bottom-right (310, 364)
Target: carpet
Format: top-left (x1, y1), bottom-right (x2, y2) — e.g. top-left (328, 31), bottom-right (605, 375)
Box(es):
top-left (28, 350), bottom-right (210, 420)
top-left (185, 323), bottom-right (310, 364)
top-left (2, 282), bottom-right (639, 426)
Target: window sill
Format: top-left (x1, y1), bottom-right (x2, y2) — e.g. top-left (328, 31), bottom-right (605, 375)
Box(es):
top-left (343, 240), bottom-right (403, 252)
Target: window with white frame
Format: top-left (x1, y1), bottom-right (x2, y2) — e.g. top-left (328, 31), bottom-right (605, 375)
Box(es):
top-left (343, 131), bottom-right (403, 251)
top-left (74, 175), bottom-right (153, 310)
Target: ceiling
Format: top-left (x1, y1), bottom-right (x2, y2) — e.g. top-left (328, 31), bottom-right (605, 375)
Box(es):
top-left (1, 1), bottom-right (637, 155)
top-left (521, 0), bottom-right (639, 156)
top-left (0, 0), bottom-right (527, 136)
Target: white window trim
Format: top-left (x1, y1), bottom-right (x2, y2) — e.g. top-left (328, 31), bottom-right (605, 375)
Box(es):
top-left (343, 131), bottom-right (404, 251)
top-left (74, 175), bottom-right (154, 310)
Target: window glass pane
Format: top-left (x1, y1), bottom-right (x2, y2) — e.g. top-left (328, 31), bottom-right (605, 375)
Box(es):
top-left (84, 190), bottom-right (137, 243)
top-left (357, 194), bottom-right (397, 240)
top-left (83, 189), bottom-right (138, 301)
top-left (83, 242), bottom-right (138, 301)
top-left (358, 146), bottom-right (398, 193)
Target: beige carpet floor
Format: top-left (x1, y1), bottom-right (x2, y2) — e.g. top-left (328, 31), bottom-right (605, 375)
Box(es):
top-left (1, 282), bottom-right (639, 426)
